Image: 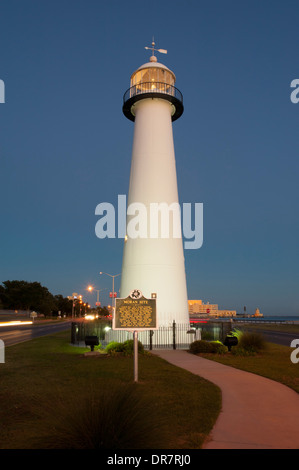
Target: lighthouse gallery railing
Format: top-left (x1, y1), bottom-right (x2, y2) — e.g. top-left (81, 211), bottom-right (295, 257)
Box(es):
top-left (123, 82), bottom-right (183, 105)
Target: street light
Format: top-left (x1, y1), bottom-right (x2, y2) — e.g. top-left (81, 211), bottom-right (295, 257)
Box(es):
top-left (68, 292), bottom-right (80, 318)
top-left (87, 285), bottom-right (107, 306)
top-left (99, 272), bottom-right (121, 312)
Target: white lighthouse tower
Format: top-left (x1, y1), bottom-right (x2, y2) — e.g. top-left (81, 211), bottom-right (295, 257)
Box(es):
top-left (120, 41), bottom-right (189, 329)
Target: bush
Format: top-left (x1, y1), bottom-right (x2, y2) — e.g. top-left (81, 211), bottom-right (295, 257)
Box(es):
top-left (122, 339), bottom-right (144, 355)
top-left (189, 340), bottom-right (228, 355)
top-left (105, 341), bottom-right (124, 354)
top-left (105, 339), bottom-right (144, 356)
top-left (211, 341), bottom-right (228, 354)
top-left (238, 331), bottom-right (266, 353)
top-left (229, 331), bottom-right (267, 356)
top-left (190, 340), bottom-right (212, 354)
top-left (36, 382), bottom-right (168, 449)
top-left (230, 328), bottom-right (244, 341)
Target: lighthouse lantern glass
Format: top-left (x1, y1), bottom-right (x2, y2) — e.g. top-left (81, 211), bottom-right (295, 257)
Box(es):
top-left (130, 67), bottom-right (175, 97)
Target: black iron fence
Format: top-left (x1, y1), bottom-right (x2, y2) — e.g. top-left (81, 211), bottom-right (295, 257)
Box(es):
top-left (190, 320), bottom-right (234, 343)
top-left (71, 319), bottom-right (234, 350)
top-left (71, 320), bottom-right (111, 345)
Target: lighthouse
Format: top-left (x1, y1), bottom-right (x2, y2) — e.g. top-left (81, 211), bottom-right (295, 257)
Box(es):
top-left (120, 42), bottom-right (189, 328)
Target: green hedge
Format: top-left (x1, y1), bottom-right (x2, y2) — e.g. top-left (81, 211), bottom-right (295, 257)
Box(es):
top-left (231, 331), bottom-right (267, 355)
top-left (105, 339), bottom-right (144, 356)
top-left (189, 340), bottom-right (228, 355)
top-left (105, 341), bottom-right (125, 354)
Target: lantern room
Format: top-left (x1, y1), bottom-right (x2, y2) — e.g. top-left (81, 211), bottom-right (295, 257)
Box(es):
top-left (131, 55), bottom-right (176, 90)
top-left (123, 55), bottom-right (184, 122)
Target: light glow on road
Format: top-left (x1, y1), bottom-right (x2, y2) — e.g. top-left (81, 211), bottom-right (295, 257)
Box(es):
top-left (85, 314), bottom-right (98, 321)
top-left (0, 321), bottom-right (33, 327)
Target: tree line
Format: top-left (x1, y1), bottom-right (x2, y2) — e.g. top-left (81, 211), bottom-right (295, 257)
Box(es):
top-left (0, 280), bottom-right (110, 317)
top-left (0, 280), bottom-right (72, 316)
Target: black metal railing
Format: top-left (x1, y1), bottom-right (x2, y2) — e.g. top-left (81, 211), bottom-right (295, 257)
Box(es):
top-left (123, 82), bottom-right (183, 105)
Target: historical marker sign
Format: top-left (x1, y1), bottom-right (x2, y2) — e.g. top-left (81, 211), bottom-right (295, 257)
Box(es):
top-left (113, 289), bottom-right (157, 331)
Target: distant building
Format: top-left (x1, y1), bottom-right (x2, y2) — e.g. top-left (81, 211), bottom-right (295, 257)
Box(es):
top-left (236, 307), bottom-right (263, 318)
top-left (188, 300), bottom-right (236, 317)
top-left (188, 300), bottom-right (217, 315)
top-left (253, 308), bottom-right (263, 317)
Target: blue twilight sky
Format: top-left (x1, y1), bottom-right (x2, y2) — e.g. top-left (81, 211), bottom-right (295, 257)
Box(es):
top-left (0, 0), bottom-right (298, 315)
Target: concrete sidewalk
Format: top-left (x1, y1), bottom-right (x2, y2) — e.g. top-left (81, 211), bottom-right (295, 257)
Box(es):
top-left (151, 349), bottom-right (299, 449)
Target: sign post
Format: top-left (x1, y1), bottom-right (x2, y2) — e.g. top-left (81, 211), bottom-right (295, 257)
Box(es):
top-left (114, 289), bottom-right (157, 382)
top-left (133, 330), bottom-right (138, 382)
top-left (30, 311), bottom-right (37, 322)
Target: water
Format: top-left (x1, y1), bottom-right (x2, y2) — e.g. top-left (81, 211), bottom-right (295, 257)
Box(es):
top-left (234, 315), bottom-right (299, 323)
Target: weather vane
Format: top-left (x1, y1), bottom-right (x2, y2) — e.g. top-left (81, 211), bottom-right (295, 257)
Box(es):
top-left (145, 38), bottom-right (167, 57)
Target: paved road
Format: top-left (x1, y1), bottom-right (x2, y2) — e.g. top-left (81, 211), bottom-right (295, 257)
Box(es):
top-left (244, 327), bottom-right (298, 347)
top-left (0, 321), bottom-right (297, 348)
top-left (0, 321), bottom-right (72, 346)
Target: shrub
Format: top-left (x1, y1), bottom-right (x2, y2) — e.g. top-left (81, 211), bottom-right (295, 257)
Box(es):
top-left (211, 341), bottom-right (228, 354)
top-left (36, 382), bottom-right (168, 449)
top-left (238, 331), bottom-right (266, 353)
top-left (230, 328), bottom-right (244, 341)
top-left (105, 341), bottom-right (124, 354)
top-left (105, 340), bottom-right (145, 356)
top-left (189, 340), bottom-right (228, 355)
top-left (229, 331), bottom-right (267, 356)
top-left (190, 340), bottom-right (213, 354)
top-left (122, 339), bottom-right (144, 355)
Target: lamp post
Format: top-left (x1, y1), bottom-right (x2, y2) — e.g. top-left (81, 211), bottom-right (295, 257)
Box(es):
top-left (68, 292), bottom-right (80, 318)
top-left (87, 285), bottom-right (107, 306)
top-left (99, 272), bottom-right (121, 312)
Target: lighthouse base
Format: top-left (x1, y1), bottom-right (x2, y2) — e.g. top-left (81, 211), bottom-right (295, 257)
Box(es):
top-left (105, 322), bottom-right (195, 350)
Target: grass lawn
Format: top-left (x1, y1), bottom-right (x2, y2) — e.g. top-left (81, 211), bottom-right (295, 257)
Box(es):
top-left (0, 330), bottom-right (221, 449)
top-left (197, 342), bottom-right (299, 394)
